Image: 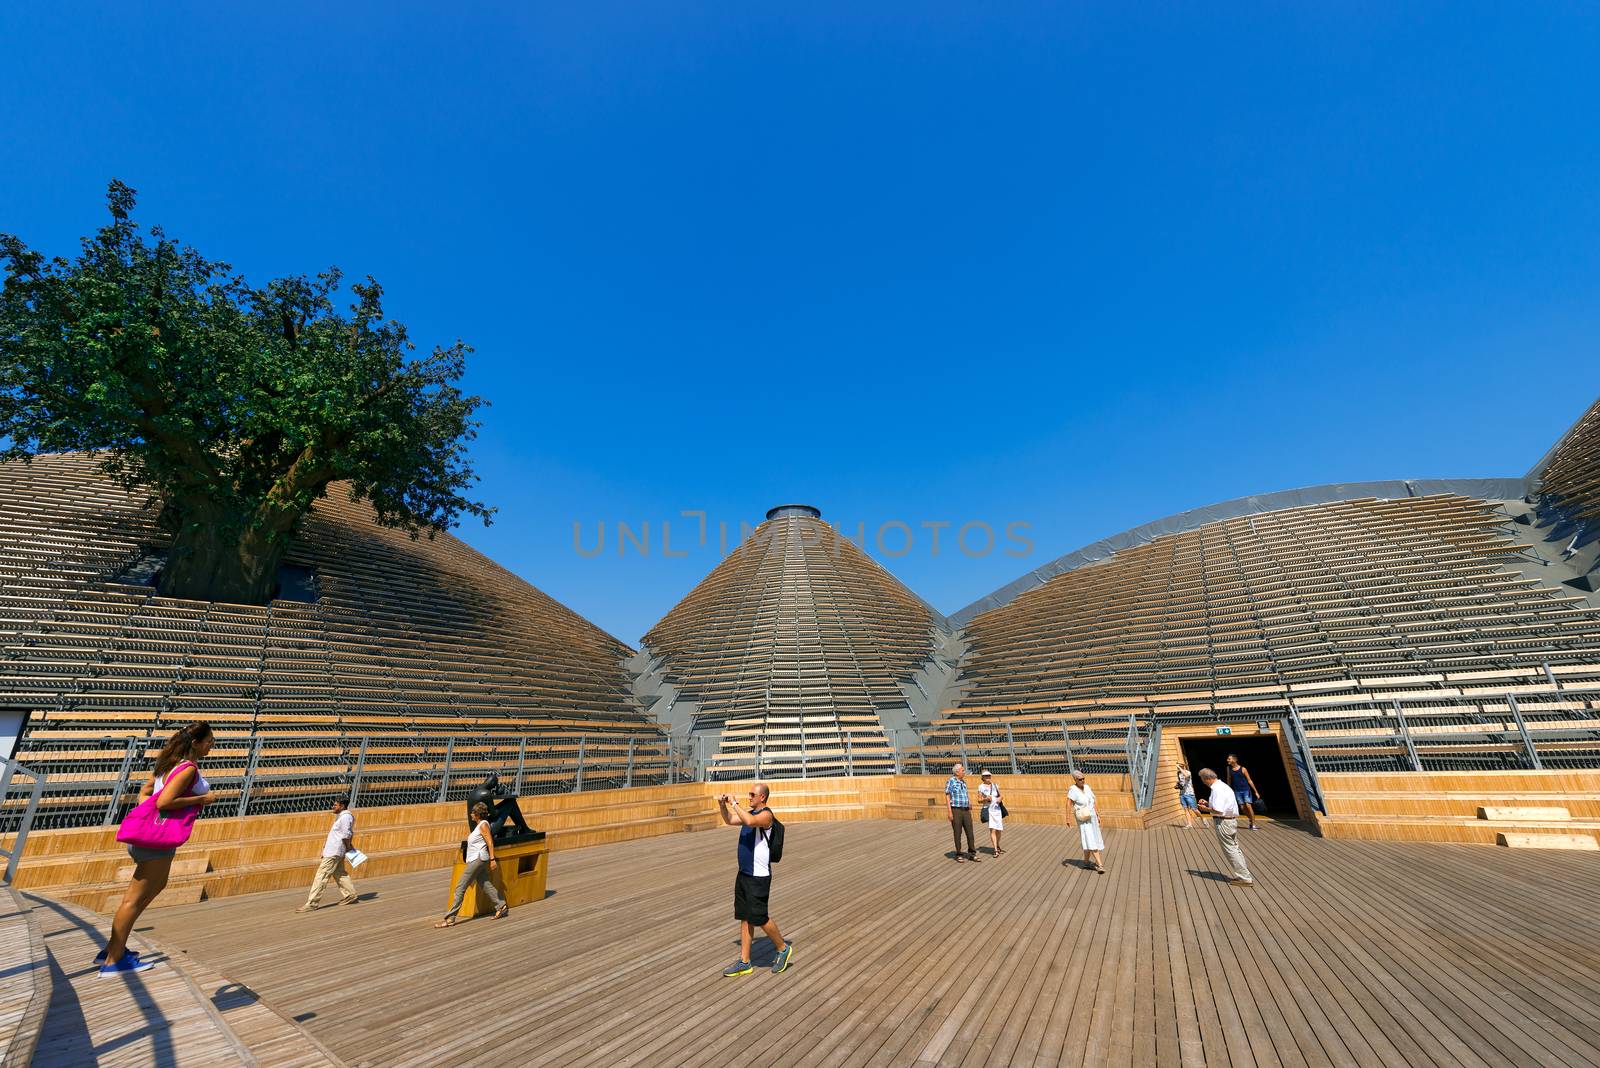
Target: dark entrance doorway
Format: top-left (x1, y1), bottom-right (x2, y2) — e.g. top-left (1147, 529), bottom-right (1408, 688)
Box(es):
top-left (1178, 732), bottom-right (1301, 820)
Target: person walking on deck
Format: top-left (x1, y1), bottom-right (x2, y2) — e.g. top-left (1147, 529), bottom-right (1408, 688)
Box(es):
top-left (437, 802), bottom-right (508, 926)
top-left (1226, 754), bottom-right (1262, 829)
top-left (1067, 771), bottom-right (1106, 873)
top-left (100, 721), bottom-right (216, 977)
top-left (978, 770), bottom-right (1006, 855)
top-left (297, 796), bottom-right (358, 913)
top-left (717, 784), bottom-right (793, 976)
top-left (1176, 761), bottom-right (1198, 829)
top-left (1197, 768), bottom-right (1255, 886)
top-left (946, 764), bottom-right (978, 863)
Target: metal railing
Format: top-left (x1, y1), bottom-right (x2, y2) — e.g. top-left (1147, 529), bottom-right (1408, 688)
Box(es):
top-left (1284, 705), bottom-right (1325, 814)
top-left (0, 758), bottom-right (45, 883)
top-left (667, 728), bottom-right (901, 783)
top-left (4, 730), bottom-right (673, 834)
top-left (664, 714), bottom-right (1160, 785)
top-left (6, 676), bottom-right (1594, 836)
top-left (1287, 684), bottom-right (1600, 774)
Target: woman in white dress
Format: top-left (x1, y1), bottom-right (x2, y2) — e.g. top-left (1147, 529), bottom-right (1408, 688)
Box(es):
top-left (1067, 771), bottom-right (1106, 873)
top-left (978, 770), bottom-right (1006, 856)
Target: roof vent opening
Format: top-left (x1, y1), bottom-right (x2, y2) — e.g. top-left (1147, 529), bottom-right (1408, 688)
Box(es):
top-left (766, 504), bottom-right (822, 521)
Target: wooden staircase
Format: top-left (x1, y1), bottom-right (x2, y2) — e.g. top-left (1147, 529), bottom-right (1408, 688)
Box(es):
top-left (8, 776), bottom-right (897, 913)
top-left (1314, 770), bottom-right (1600, 849)
top-left (883, 773), bottom-right (1144, 830)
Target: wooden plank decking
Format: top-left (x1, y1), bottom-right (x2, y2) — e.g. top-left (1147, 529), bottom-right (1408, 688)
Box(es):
top-left (133, 819), bottom-right (1600, 1068)
top-left (0, 887), bottom-right (50, 1068)
top-left (23, 894), bottom-right (342, 1068)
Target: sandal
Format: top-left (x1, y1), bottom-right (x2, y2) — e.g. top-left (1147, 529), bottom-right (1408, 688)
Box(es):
top-left (434, 918), bottom-right (456, 928)
top-left (493, 906), bottom-right (509, 919)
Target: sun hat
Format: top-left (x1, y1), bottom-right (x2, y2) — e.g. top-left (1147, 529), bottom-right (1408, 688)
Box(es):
top-left (980, 769), bottom-right (992, 777)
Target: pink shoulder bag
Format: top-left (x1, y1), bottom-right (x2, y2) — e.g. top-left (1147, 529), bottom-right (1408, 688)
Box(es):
top-left (116, 761), bottom-right (201, 850)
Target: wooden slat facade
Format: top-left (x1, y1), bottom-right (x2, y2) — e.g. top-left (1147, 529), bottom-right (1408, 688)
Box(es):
top-left (1537, 395), bottom-right (1600, 522)
top-left (952, 494), bottom-right (1600, 710)
top-left (0, 453), bottom-right (667, 821)
top-left (643, 509), bottom-right (941, 775)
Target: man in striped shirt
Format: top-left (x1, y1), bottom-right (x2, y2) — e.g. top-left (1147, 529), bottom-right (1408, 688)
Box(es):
top-left (946, 764), bottom-right (978, 863)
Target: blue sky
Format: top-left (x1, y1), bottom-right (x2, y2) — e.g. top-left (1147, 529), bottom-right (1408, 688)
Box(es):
top-left (3, 3), bottom-right (1598, 643)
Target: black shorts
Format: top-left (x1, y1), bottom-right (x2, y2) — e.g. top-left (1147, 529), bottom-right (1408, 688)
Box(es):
top-left (734, 871), bottom-right (772, 925)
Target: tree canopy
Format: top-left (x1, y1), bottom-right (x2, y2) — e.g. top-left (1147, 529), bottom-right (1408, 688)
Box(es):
top-left (0, 181), bottom-right (492, 604)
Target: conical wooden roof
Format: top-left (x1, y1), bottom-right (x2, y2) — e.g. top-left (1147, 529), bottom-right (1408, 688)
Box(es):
top-left (642, 508), bottom-right (943, 777)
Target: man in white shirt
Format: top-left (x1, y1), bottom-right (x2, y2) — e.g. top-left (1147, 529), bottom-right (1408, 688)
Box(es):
top-left (297, 796), bottom-right (359, 912)
top-left (1196, 769), bottom-right (1254, 886)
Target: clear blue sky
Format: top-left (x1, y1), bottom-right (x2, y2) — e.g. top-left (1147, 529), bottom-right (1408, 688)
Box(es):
top-left (3, 4), bottom-right (1598, 644)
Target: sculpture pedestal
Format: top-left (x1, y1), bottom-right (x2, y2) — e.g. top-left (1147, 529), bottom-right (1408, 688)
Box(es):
top-left (445, 836), bottom-right (550, 917)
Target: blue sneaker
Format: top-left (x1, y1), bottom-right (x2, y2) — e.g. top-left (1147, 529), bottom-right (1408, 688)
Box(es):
top-left (771, 943), bottom-right (794, 974)
top-left (98, 954), bottom-right (155, 978)
top-left (722, 959), bottom-right (753, 978)
top-left (94, 948), bottom-right (139, 964)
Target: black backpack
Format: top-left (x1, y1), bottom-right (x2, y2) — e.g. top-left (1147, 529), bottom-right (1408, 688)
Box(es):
top-left (760, 812), bottom-right (785, 864)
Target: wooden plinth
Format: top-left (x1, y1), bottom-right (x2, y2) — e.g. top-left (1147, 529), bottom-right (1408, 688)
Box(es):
top-left (445, 836), bottom-right (550, 917)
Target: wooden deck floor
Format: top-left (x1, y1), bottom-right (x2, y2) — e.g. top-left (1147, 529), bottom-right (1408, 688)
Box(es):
top-left (25, 893), bottom-right (339, 1067)
top-left (138, 819), bottom-right (1600, 1068)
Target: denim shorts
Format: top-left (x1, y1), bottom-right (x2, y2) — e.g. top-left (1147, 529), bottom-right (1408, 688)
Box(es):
top-left (1178, 793), bottom-right (1197, 809)
top-left (126, 844), bottom-right (176, 864)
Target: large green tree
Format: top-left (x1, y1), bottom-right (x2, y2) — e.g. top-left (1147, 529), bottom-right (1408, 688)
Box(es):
top-left (0, 181), bottom-right (492, 604)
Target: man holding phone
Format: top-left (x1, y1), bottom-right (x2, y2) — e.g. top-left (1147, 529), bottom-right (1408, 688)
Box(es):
top-left (716, 784), bottom-right (794, 977)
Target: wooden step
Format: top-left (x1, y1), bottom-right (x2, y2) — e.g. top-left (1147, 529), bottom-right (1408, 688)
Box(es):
top-left (114, 854), bottom-right (211, 882)
top-left (1317, 813), bottom-right (1600, 848)
top-left (53, 881), bottom-right (209, 914)
top-left (1496, 832), bottom-right (1599, 850)
top-left (14, 775), bottom-right (1141, 912)
top-left (1478, 806), bottom-right (1571, 822)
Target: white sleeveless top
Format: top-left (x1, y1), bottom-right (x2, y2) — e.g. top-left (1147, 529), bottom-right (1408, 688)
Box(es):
top-left (465, 821), bottom-right (491, 863)
top-left (154, 762), bottom-right (209, 797)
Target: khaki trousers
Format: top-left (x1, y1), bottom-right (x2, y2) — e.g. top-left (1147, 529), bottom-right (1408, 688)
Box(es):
top-left (1212, 817), bottom-right (1253, 882)
top-left (304, 855), bottom-right (356, 907)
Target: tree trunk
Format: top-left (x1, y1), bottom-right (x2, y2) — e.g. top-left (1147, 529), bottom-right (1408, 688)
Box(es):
top-left (158, 502), bottom-right (292, 605)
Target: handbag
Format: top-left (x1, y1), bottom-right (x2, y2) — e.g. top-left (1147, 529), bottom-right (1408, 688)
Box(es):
top-left (115, 761), bottom-right (200, 851)
top-left (980, 804), bottom-right (991, 825)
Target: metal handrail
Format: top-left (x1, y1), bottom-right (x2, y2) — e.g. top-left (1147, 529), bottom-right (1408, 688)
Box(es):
top-left (5, 729), bottom-right (675, 832)
top-left (0, 758), bottom-right (46, 883)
